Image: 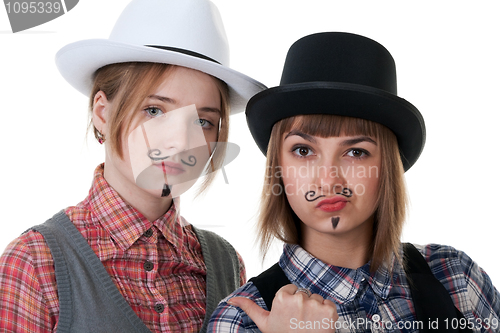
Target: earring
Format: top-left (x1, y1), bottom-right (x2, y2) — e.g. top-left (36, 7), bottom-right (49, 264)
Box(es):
top-left (97, 131), bottom-right (106, 144)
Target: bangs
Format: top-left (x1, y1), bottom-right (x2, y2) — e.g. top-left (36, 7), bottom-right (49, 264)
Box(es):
top-left (281, 114), bottom-right (381, 139)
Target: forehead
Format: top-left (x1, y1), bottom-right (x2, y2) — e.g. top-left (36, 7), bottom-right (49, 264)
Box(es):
top-left (152, 66), bottom-right (221, 107)
top-left (285, 114), bottom-right (380, 139)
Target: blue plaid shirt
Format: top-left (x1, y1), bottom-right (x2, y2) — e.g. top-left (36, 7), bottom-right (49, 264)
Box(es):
top-left (209, 243), bottom-right (500, 332)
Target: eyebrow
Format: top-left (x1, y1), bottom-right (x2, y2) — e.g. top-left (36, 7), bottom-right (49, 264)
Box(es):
top-left (147, 94), bottom-right (174, 103)
top-left (147, 95), bottom-right (221, 114)
top-left (197, 107), bottom-right (221, 115)
top-left (340, 136), bottom-right (378, 146)
top-left (284, 130), bottom-right (317, 143)
top-left (284, 131), bottom-right (377, 146)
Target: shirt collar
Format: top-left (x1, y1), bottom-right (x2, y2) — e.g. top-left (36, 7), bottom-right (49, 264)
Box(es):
top-left (280, 244), bottom-right (398, 304)
top-left (85, 164), bottom-right (187, 251)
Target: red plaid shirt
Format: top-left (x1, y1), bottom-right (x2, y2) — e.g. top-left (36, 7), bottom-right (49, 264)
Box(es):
top-left (0, 164), bottom-right (245, 332)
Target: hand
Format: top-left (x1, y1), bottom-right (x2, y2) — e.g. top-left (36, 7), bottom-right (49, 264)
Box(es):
top-left (228, 284), bottom-right (338, 332)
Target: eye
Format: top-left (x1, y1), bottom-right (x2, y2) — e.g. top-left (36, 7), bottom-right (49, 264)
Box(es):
top-left (292, 146), bottom-right (314, 158)
top-left (194, 118), bottom-right (214, 129)
top-left (346, 148), bottom-right (369, 159)
top-left (145, 107), bottom-right (163, 118)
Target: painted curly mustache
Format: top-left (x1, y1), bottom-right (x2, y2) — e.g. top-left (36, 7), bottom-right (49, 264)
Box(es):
top-left (147, 149), bottom-right (197, 167)
top-left (304, 187), bottom-right (352, 230)
top-left (304, 187), bottom-right (353, 202)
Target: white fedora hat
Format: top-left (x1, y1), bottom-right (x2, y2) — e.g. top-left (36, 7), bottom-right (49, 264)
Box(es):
top-left (56, 0), bottom-right (266, 113)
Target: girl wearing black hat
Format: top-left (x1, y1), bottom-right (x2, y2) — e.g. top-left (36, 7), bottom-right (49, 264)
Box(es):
top-left (209, 32), bottom-right (499, 332)
top-left (0, 0), bottom-right (265, 332)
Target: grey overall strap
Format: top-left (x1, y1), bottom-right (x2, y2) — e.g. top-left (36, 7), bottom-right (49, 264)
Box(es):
top-left (193, 226), bottom-right (240, 333)
top-left (33, 210), bottom-right (152, 333)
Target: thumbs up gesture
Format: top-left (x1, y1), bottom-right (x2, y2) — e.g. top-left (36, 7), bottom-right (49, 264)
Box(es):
top-left (228, 284), bottom-right (338, 332)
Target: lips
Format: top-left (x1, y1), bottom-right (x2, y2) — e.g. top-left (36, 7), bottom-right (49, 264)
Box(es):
top-left (316, 197), bottom-right (348, 212)
top-left (155, 161), bottom-right (185, 176)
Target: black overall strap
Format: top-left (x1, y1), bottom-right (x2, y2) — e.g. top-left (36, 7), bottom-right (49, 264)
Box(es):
top-left (249, 263), bottom-right (290, 311)
top-left (250, 244), bottom-right (471, 332)
top-left (403, 243), bottom-right (472, 333)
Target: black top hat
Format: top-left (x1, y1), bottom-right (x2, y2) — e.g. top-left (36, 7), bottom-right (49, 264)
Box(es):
top-left (246, 32), bottom-right (425, 171)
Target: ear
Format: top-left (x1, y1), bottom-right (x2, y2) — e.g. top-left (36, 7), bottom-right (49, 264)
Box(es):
top-left (92, 91), bottom-right (110, 135)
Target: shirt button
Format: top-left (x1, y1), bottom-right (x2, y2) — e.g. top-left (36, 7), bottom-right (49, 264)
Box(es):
top-left (144, 261), bottom-right (154, 271)
top-left (144, 228), bottom-right (153, 237)
top-left (154, 303), bottom-right (165, 313)
top-left (372, 314), bottom-right (381, 322)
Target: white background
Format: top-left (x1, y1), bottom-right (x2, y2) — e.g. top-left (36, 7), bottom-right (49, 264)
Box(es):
top-left (1, 0), bottom-right (499, 287)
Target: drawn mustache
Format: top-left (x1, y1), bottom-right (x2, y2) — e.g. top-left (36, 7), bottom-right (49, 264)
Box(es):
top-left (304, 187), bottom-right (353, 202)
top-left (134, 142), bottom-right (240, 193)
top-left (181, 155), bottom-right (196, 167)
top-left (147, 149), bottom-right (168, 161)
top-left (147, 149), bottom-right (197, 167)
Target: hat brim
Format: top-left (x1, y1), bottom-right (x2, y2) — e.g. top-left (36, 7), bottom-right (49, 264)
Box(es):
top-left (246, 82), bottom-right (425, 171)
top-left (56, 39), bottom-right (266, 113)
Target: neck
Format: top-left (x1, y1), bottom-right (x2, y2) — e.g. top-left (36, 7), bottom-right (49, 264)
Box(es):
top-left (300, 219), bottom-right (373, 269)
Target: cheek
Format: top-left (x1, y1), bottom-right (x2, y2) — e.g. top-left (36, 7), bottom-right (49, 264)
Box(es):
top-left (281, 172), bottom-right (311, 197)
top-left (350, 175), bottom-right (380, 211)
top-left (280, 155), bottom-right (311, 194)
top-left (283, 185), bottom-right (307, 220)
top-left (204, 129), bottom-right (219, 146)
top-left (281, 173), bottom-right (314, 219)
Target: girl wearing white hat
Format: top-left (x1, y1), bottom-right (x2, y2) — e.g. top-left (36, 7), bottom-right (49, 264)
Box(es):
top-left (0, 0), bottom-right (265, 332)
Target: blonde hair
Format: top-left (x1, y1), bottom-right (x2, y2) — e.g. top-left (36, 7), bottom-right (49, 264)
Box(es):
top-left (89, 62), bottom-right (230, 193)
top-left (258, 114), bottom-right (407, 272)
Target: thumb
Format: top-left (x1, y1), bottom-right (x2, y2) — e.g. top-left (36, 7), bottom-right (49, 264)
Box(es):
top-left (228, 297), bottom-right (270, 328)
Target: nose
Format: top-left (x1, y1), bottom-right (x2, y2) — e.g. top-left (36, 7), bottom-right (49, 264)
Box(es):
top-left (161, 116), bottom-right (190, 154)
top-left (313, 156), bottom-right (348, 196)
